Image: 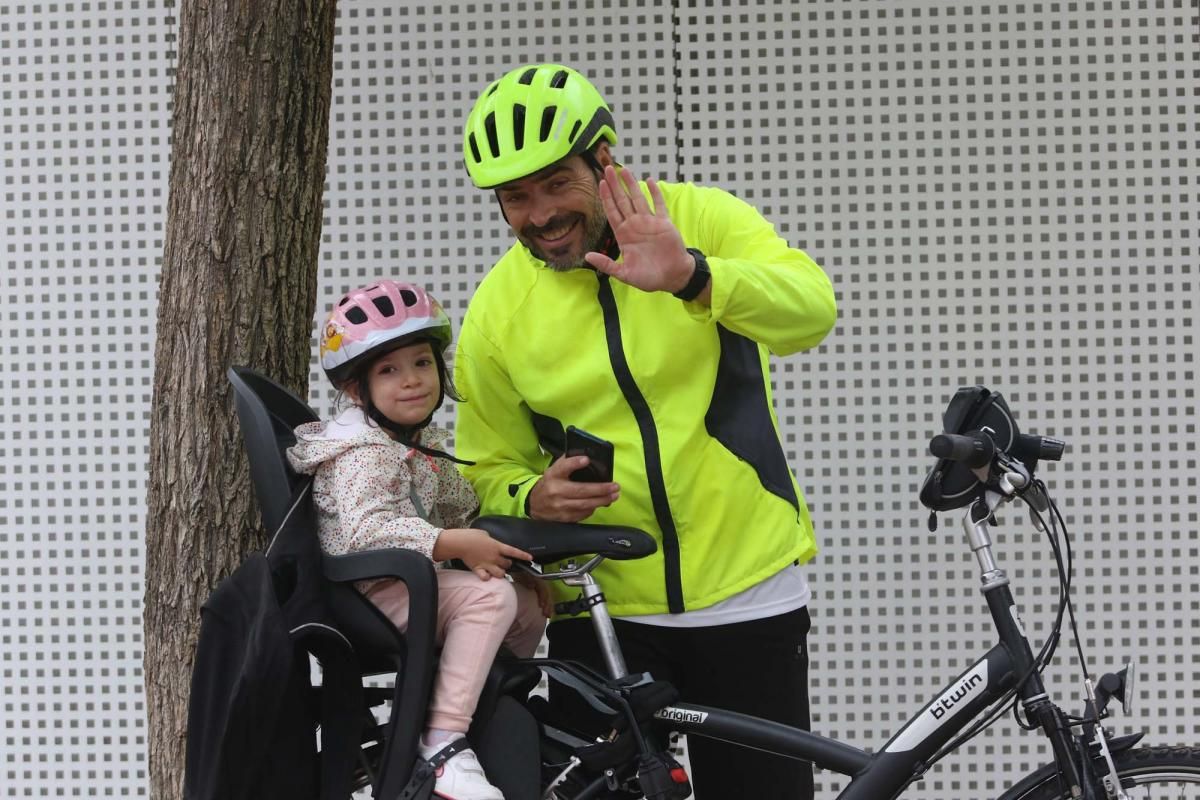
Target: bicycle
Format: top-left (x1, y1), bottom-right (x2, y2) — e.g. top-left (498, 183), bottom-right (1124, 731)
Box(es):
top-left (456, 385), bottom-right (1199, 800)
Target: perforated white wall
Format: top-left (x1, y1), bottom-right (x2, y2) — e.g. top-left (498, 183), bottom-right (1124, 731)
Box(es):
top-left (1, 0), bottom-right (169, 794)
top-left (2, 1), bottom-right (1196, 798)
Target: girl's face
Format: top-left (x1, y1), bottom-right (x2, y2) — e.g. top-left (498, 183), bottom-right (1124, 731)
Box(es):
top-left (361, 341), bottom-right (441, 427)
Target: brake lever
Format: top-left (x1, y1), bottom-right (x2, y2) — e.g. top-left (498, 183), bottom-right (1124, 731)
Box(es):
top-left (1018, 481), bottom-right (1050, 532)
top-left (1023, 481), bottom-right (1050, 513)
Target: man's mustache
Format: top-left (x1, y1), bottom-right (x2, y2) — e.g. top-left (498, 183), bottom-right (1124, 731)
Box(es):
top-left (521, 213), bottom-right (581, 239)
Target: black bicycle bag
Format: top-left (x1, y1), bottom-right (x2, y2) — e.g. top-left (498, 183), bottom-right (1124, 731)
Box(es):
top-left (919, 386), bottom-right (1019, 512)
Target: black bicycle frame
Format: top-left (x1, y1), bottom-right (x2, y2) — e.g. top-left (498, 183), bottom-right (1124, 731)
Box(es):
top-left (658, 642), bottom-right (1018, 799)
top-left (531, 477), bottom-right (1110, 800)
top-left (652, 495), bottom-right (1084, 800)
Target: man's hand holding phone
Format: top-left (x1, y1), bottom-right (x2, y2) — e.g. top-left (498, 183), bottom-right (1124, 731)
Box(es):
top-left (564, 426), bottom-right (614, 483)
top-left (527, 428), bottom-right (619, 523)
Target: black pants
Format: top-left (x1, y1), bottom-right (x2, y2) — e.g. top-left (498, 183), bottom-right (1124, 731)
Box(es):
top-left (547, 606), bottom-right (814, 800)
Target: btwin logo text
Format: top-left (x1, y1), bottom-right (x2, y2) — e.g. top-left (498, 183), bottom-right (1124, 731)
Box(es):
top-left (930, 673), bottom-right (984, 719)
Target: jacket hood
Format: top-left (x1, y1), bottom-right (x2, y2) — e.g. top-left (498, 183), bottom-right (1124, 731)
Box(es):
top-left (287, 407), bottom-right (450, 475)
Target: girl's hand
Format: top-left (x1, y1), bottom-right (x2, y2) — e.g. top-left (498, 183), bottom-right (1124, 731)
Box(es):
top-left (434, 528), bottom-right (534, 580)
top-left (514, 571), bottom-right (555, 618)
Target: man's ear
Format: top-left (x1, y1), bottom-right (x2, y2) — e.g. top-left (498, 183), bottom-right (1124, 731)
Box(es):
top-left (592, 141), bottom-right (615, 169)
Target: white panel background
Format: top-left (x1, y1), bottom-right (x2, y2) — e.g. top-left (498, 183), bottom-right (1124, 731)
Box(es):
top-left (1, 1), bottom-right (1196, 798)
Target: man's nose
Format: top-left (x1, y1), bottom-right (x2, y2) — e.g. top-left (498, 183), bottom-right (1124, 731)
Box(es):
top-left (527, 193), bottom-right (557, 228)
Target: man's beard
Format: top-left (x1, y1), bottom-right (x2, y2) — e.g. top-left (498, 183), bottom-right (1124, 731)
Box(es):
top-left (519, 197), bottom-right (610, 272)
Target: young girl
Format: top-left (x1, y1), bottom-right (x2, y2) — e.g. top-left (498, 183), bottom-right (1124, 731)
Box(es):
top-left (287, 280), bottom-right (550, 800)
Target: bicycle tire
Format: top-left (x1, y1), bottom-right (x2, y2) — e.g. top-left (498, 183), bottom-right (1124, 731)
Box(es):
top-left (999, 746), bottom-right (1200, 800)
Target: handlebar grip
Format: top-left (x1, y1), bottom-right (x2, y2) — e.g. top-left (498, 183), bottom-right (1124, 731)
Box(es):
top-left (1014, 433), bottom-right (1067, 462)
top-left (929, 432), bottom-right (995, 468)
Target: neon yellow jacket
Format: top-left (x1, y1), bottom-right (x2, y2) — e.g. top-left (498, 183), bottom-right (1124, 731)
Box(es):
top-left (454, 179), bottom-right (836, 617)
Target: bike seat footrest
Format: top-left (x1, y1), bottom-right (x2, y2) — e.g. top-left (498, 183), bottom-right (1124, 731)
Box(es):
top-left (555, 592), bottom-right (607, 617)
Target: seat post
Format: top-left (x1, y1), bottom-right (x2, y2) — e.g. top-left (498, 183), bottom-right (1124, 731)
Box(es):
top-left (563, 573), bottom-right (628, 679)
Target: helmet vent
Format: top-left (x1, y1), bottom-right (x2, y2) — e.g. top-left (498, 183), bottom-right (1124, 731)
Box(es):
top-left (484, 111), bottom-right (500, 157)
top-left (518, 68), bottom-right (537, 85)
top-left (487, 83), bottom-right (499, 97)
top-left (345, 306), bottom-right (368, 325)
top-left (539, 106), bottom-right (556, 142)
top-left (549, 69), bottom-right (568, 89)
top-left (513, 103), bottom-right (526, 151)
top-left (568, 119), bottom-right (581, 143)
top-left (373, 296), bottom-right (395, 316)
top-left (398, 289), bottom-right (419, 307)
top-left (338, 295), bottom-right (351, 307)
top-left (468, 132), bottom-right (482, 164)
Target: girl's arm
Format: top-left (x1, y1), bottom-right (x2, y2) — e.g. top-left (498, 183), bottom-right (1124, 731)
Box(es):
top-left (329, 443), bottom-right (532, 579)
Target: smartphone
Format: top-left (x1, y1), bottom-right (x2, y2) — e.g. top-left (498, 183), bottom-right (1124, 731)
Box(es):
top-left (564, 426), bottom-right (614, 483)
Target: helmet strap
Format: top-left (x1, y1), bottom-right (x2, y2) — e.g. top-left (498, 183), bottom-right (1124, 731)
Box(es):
top-left (366, 404), bottom-right (475, 466)
top-left (581, 148), bottom-right (621, 262)
top-left (581, 148), bottom-right (603, 174)
top-left (494, 190), bottom-right (510, 225)
top-left (353, 347), bottom-right (473, 466)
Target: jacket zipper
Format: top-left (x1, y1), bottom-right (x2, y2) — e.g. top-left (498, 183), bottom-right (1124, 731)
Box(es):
top-left (595, 274), bottom-right (685, 613)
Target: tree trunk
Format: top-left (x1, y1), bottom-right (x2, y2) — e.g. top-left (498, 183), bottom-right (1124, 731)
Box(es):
top-left (144, 0), bottom-right (337, 796)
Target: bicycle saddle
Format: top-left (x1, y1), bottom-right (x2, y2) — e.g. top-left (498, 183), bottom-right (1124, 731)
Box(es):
top-left (473, 516), bottom-right (657, 563)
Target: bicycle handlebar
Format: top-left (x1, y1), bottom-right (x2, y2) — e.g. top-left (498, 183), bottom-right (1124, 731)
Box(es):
top-left (1014, 433), bottom-right (1067, 462)
top-left (929, 432), bottom-right (994, 468)
top-left (930, 431), bottom-right (1067, 468)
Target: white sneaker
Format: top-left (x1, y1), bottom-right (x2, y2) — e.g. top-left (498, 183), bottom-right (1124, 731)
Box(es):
top-left (419, 739), bottom-right (504, 800)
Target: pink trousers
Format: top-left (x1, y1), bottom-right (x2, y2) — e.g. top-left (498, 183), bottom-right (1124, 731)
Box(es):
top-left (365, 570), bottom-right (546, 731)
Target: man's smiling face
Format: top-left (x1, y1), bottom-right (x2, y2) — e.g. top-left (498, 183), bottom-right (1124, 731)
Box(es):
top-left (495, 146), bottom-right (613, 271)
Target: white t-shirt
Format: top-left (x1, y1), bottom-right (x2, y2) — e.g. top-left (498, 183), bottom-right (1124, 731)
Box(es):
top-left (617, 564), bottom-right (810, 628)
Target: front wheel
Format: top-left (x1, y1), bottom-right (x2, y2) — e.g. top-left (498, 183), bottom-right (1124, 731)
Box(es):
top-left (1001, 746), bottom-right (1200, 799)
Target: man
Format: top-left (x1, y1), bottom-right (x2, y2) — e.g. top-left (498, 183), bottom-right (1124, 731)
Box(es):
top-left (454, 63), bottom-right (836, 799)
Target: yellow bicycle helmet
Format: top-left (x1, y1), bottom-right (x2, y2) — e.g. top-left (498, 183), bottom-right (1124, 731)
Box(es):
top-left (463, 64), bottom-right (618, 189)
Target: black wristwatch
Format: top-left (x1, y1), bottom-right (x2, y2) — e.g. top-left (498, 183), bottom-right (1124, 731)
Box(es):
top-left (672, 248), bottom-right (711, 301)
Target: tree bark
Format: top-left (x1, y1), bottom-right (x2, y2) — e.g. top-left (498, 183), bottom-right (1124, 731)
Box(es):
top-left (144, 0), bottom-right (337, 796)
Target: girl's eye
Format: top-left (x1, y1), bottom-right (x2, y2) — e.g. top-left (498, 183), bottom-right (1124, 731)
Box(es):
top-left (416, 358), bottom-right (434, 367)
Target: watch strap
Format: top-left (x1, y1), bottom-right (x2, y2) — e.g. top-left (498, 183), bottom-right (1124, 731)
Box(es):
top-left (672, 248), bottom-right (711, 301)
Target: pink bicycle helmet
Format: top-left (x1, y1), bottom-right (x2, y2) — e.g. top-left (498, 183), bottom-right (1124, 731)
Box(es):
top-left (319, 280), bottom-right (452, 384)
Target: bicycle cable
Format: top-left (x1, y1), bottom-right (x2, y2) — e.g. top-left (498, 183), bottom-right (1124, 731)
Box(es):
top-left (1011, 481), bottom-right (1072, 730)
top-left (927, 481), bottom-right (1076, 762)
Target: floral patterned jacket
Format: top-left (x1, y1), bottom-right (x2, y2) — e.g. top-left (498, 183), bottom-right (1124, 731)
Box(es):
top-left (286, 407), bottom-right (478, 565)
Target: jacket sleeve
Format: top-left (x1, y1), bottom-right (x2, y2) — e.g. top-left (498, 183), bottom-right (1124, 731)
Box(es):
top-left (327, 443), bottom-right (441, 561)
top-left (453, 314), bottom-right (548, 518)
top-left (683, 185), bottom-right (837, 356)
